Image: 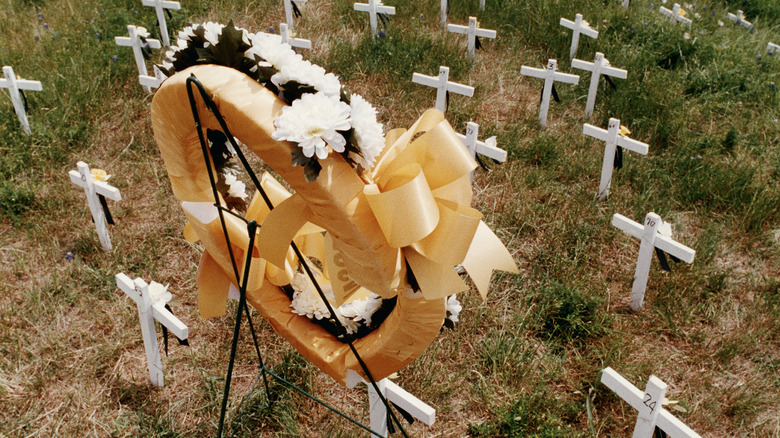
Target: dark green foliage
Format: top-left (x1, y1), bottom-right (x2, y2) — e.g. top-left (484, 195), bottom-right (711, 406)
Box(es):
top-left (0, 180), bottom-right (36, 222)
top-left (529, 282), bottom-right (608, 346)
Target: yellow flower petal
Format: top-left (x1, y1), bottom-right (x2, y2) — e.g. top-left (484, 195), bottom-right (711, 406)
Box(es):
top-left (91, 168), bottom-right (111, 182)
top-left (618, 125), bottom-right (631, 137)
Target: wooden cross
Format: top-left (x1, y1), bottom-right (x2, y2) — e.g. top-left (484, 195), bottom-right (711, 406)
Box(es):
top-left (440, 0), bottom-right (447, 28)
top-left (583, 118), bottom-right (648, 200)
top-left (768, 42), bottom-right (780, 54)
top-left (141, 0), bottom-right (181, 47)
top-left (572, 52), bottom-right (627, 118)
top-left (612, 212), bottom-right (696, 310)
top-left (659, 4), bottom-right (692, 26)
top-left (69, 161), bottom-right (122, 251)
top-left (456, 122), bottom-right (508, 179)
top-left (412, 66), bottom-right (474, 113)
top-left (447, 17), bottom-right (497, 61)
top-left (138, 64), bottom-right (167, 90)
top-left (0, 66), bottom-right (42, 135)
top-left (479, 0), bottom-right (485, 10)
top-left (114, 25), bottom-right (162, 93)
top-left (346, 371), bottom-right (435, 437)
top-left (560, 14), bottom-right (598, 59)
top-left (520, 59), bottom-right (579, 127)
top-left (727, 10), bottom-right (752, 29)
top-left (284, 0), bottom-right (307, 32)
top-left (601, 367), bottom-right (702, 438)
top-left (116, 273), bottom-right (189, 387)
top-left (280, 23), bottom-right (311, 50)
top-left (353, 0), bottom-right (396, 38)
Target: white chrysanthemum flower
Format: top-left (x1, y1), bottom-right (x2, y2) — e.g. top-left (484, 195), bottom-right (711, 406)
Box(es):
top-left (271, 59), bottom-right (342, 97)
top-left (349, 94), bottom-right (385, 167)
top-left (249, 32), bottom-right (301, 69)
top-left (224, 173), bottom-right (247, 200)
top-left (446, 294), bottom-right (462, 323)
top-left (316, 72), bottom-right (342, 97)
top-left (338, 293), bottom-right (383, 327)
top-left (336, 313), bottom-right (360, 334)
top-left (137, 27), bottom-right (150, 38)
top-left (202, 21), bottom-right (224, 46)
top-left (178, 25), bottom-right (197, 42)
top-left (290, 273), bottom-right (332, 320)
top-left (272, 93), bottom-right (351, 159)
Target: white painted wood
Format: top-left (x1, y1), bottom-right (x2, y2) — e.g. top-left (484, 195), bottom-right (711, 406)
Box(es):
top-left (456, 122), bottom-right (507, 181)
top-left (412, 66), bottom-right (474, 113)
top-left (284, 0), bottom-right (307, 31)
top-left (141, 0), bottom-right (181, 47)
top-left (0, 66), bottom-right (43, 135)
top-left (279, 23), bottom-right (311, 49)
top-left (601, 367), bottom-right (701, 438)
top-left (115, 25), bottom-right (162, 93)
top-left (572, 52), bottom-right (627, 118)
top-left (365, 378), bottom-right (435, 437)
top-left (520, 59), bottom-right (579, 126)
top-left (116, 273), bottom-right (189, 387)
top-left (612, 212), bottom-right (696, 309)
top-left (69, 161), bottom-right (121, 251)
top-left (583, 118), bottom-right (648, 200)
top-left (768, 42), bottom-right (780, 54)
top-left (138, 64), bottom-right (167, 90)
top-left (479, 0), bottom-right (485, 10)
top-left (447, 17), bottom-right (497, 61)
top-left (354, 0), bottom-right (395, 37)
top-left (659, 4), bottom-right (692, 26)
top-left (727, 10), bottom-right (752, 29)
top-left (560, 14), bottom-right (598, 59)
top-left (440, 0), bottom-right (447, 28)
top-left (623, 0), bottom-right (629, 8)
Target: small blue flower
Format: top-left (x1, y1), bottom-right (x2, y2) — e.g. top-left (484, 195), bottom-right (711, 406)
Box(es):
top-left (65, 252), bottom-right (75, 261)
top-left (420, 14), bottom-right (424, 19)
top-left (757, 55), bottom-right (762, 61)
top-left (379, 29), bottom-right (386, 38)
top-left (95, 33), bottom-right (101, 39)
top-left (649, 4), bottom-right (654, 10)
top-left (269, 26), bottom-right (274, 33)
top-left (43, 23), bottom-right (49, 30)
top-left (37, 13), bottom-right (43, 23)
top-left (112, 55), bottom-right (118, 62)
top-left (769, 51), bottom-right (774, 57)
top-left (770, 82), bottom-right (777, 90)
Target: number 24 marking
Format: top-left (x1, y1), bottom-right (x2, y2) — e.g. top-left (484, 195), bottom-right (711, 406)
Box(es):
top-left (643, 393), bottom-right (657, 413)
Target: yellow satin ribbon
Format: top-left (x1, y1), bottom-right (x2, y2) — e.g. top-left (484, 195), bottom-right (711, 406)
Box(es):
top-left (254, 109), bottom-right (517, 301)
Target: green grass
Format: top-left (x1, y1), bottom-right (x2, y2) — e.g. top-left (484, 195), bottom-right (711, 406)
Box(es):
top-left (0, 0), bottom-right (778, 436)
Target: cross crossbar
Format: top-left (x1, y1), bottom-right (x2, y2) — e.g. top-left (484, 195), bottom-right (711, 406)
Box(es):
top-left (560, 14), bottom-right (598, 59)
top-left (583, 118), bottom-right (648, 200)
top-left (601, 367), bottom-right (702, 438)
top-left (520, 59), bottom-right (579, 126)
top-left (727, 10), bottom-right (752, 29)
top-left (456, 122), bottom-right (507, 162)
top-left (447, 17), bottom-right (497, 60)
top-left (0, 66), bottom-right (43, 135)
top-left (69, 161), bottom-right (121, 251)
top-left (768, 42), bottom-right (780, 54)
top-left (412, 66), bottom-right (474, 113)
top-left (572, 52), bottom-right (627, 118)
top-left (659, 4), bottom-right (692, 26)
top-left (354, 0), bottom-right (396, 37)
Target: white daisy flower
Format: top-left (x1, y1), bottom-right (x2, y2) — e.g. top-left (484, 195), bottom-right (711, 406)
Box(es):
top-left (249, 33), bottom-right (301, 69)
top-left (349, 94), bottom-right (385, 168)
top-left (272, 92), bottom-right (351, 159)
top-left (224, 173), bottom-right (247, 200)
top-left (290, 273), bottom-right (333, 320)
top-left (446, 294), bottom-right (462, 323)
top-left (338, 293), bottom-right (383, 327)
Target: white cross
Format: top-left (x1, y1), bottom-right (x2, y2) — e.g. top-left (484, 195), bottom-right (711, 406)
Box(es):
top-left (69, 161), bottom-right (122, 251)
top-left (768, 42), bottom-right (780, 54)
top-left (138, 64), bottom-right (167, 90)
top-left (479, 0), bottom-right (485, 10)
top-left (354, 0), bottom-right (396, 38)
top-left (412, 66), bottom-right (474, 113)
top-left (141, 0), bottom-right (181, 47)
top-left (572, 52), bottom-right (627, 118)
top-left (346, 371), bottom-right (435, 437)
top-left (456, 122), bottom-right (507, 180)
top-left (115, 25), bottom-right (162, 93)
top-left (583, 118), bottom-right (648, 200)
top-left (116, 273), bottom-right (189, 387)
top-left (440, 0), bottom-right (447, 28)
top-left (727, 10), bottom-right (752, 29)
top-left (560, 14), bottom-right (598, 59)
top-left (612, 212), bottom-right (696, 310)
top-left (0, 66), bottom-right (43, 135)
top-left (447, 17), bottom-right (497, 61)
top-left (284, 0), bottom-right (307, 32)
top-left (280, 23), bottom-right (311, 50)
top-left (659, 4), bottom-right (692, 26)
top-left (601, 367), bottom-right (702, 438)
top-left (520, 59), bottom-right (579, 127)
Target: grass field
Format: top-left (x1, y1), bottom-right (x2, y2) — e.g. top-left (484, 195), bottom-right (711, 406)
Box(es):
top-left (0, 0), bottom-right (778, 436)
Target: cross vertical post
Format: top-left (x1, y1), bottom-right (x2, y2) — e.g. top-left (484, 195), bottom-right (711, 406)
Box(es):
top-left (611, 212), bottom-right (696, 309)
top-left (116, 273), bottom-right (188, 388)
top-left (447, 17), bottom-right (497, 61)
top-left (284, 0), bottom-right (307, 31)
top-left (353, 0), bottom-right (396, 37)
top-left (560, 14), bottom-right (599, 59)
top-left (0, 66), bottom-right (43, 135)
top-left (601, 367), bottom-right (701, 438)
top-left (520, 59), bottom-right (580, 126)
top-left (572, 52), bottom-right (628, 118)
top-left (412, 66), bottom-right (474, 113)
top-left (69, 161), bottom-right (122, 251)
top-left (115, 25), bottom-right (162, 93)
top-left (365, 378), bottom-right (436, 437)
top-left (583, 118), bottom-right (649, 200)
top-left (440, 0), bottom-right (447, 28)
top-left (141, 0), bottom-right (181, 47)
top-left (479, 0), bottom-right (485, 10)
